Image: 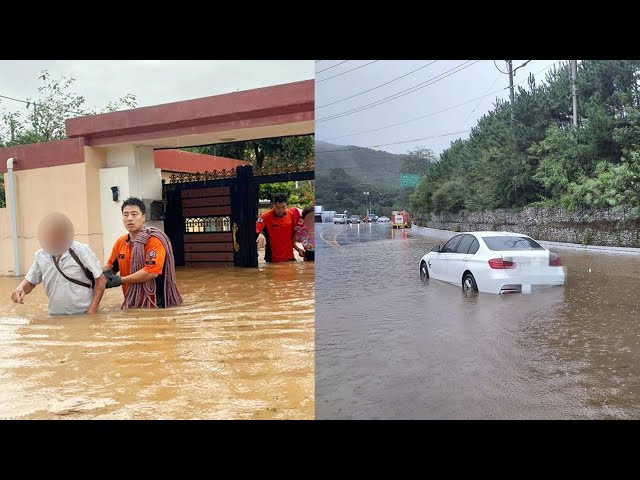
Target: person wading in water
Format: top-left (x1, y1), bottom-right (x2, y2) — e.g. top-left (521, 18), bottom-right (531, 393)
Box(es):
top-left (256, 193), bottom-right (299, 263)
top-left (10, 212), bottom-right (106, 315)
top-left (103, 197), bottom-right (182, 309)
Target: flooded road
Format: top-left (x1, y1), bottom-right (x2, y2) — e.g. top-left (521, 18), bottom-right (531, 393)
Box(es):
top-left (0, 261), bottom-right (314, 419)
top-left (316, 222), bottom-right (640, 419)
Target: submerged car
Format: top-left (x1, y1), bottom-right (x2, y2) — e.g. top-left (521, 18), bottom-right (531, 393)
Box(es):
top-left (348, 215), bottom-right (361, 224)
top-left (333, 214), bottom-right (348, 224)
top-left (377, 216), bottom-right (390, 222)
top-left (419, 231), bottom-right (566, 294)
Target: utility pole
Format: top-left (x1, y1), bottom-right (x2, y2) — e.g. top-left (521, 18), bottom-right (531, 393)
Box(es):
top-left (571, 60), bottom-right (579, 127)
top-left (496, 60), bottom-right (530, 123)
top-left (507, 60), bottom-right (515, 123)
top-left (507, 60), bottom-right (515, 105)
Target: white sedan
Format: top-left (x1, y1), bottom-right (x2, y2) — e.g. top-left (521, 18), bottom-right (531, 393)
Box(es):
top-left (419, 231), bottom-right (566, 294)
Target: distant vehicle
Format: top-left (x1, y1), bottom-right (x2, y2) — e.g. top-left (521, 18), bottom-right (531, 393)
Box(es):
top-left (348, 215), bottom-right (361, 224)
top-left (392, 211), bottom-right (411, 228)
top-left (333, 213), bottom-right (348, 224)
top-left (363, 213), bottom-right (378, 223)
top-left (419, 231), bottom-right (566, 294)
top-left (377, 216), bottom-right (390, 222)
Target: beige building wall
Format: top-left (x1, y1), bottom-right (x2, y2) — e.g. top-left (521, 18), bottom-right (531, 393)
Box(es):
top-left (84, 147), bottom-right (107, 261)
top-left (0, 161), bottom-right (103, 276)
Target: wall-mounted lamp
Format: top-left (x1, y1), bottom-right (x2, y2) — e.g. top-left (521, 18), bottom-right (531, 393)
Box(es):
top-left (110, 186), bottom-right (119, 202)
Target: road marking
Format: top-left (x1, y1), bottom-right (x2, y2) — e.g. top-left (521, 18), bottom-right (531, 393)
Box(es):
top-left (320, 228), bottom-right (342, 249)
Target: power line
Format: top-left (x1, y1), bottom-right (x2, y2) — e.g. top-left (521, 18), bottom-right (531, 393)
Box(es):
top-left (320, 61), bottom-right (559, 142)
top-left (316, 60), bottom-right (379, 83)
top-left (316, 61), bottom-right (439, 109)
top-left (317, 129), bottom-right (472, 153)
top-left (0, 93), bottom-right (86, 116)
top-left (493, 60), bottom-right (508, 75)
top-left (317, 60), bottom-right (480, 123)
top-left (316, 60), bottom-right (349, 74)
top-left (318, 61), bottom-right (480, 122)
top-left (323, 91), bottom-right (501, 141)
top-left (463, 73), bottom-right (503, 124)
top-left (317, 61), bottom-right (560, 157)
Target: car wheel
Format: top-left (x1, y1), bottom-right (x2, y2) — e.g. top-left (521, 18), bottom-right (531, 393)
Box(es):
top-left (462, 273), bottom-right (478, 292)
top-left (420, 261), bottom-right (429, 282)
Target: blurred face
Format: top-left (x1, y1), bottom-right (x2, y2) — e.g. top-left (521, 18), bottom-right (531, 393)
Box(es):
top-left (122, 205), bottom-right (145, 233)
top-left (38, 215), bottom-right (73, 256)
top-left (273, 201), bottom-right (287, 218)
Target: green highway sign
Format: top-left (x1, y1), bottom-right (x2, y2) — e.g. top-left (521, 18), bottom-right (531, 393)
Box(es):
top-left (400, 174), bottom-right (421, 187)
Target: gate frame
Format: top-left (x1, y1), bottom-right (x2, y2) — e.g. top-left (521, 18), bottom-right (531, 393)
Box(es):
top-left (164, 163), bottom-right (314, 268)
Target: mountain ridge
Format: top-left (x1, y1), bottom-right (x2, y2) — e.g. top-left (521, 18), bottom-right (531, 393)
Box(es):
top-left (316, 140), bottom-right (405, 186)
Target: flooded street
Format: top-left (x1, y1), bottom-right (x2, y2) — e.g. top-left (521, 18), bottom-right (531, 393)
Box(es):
top-left (0, 262), bottom-right (314, 419)
top-left (316, 222), bottom-right (640, 419)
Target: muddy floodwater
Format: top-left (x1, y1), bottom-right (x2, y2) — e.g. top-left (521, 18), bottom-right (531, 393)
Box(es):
top-left (316, 222), bottom-right (640, 419)
top-left (0, 262), bottom-right (314, 419)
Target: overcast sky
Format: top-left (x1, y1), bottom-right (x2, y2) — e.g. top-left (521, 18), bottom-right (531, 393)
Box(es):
top-left (0, 60), bottom-right (313, 116)
top-left (315, 60), bottom-right (562, 156)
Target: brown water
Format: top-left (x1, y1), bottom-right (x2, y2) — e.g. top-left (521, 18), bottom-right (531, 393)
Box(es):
top-left (316, 222), bottom-right (640, 419)
top-left (0, 262), bottom-right (314, 419)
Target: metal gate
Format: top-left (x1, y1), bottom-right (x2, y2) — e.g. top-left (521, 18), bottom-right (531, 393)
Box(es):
top-left (163, 161), bottom-right (313, 268)
top-left (182, 186), bottom-right (234, 266)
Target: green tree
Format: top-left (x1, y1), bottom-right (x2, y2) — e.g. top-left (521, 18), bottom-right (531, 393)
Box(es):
top-left (258, 180), bottom-right (314, 208)
top-left (0, 70), bottom-right (137, 146)
top-left (259, 182), bottom-right (295, 202)
top-left (431, 179), bottom-right (467, 214)
top-left (563, 159), bottom-right (640, 211)
top-left (400, 146), bottom-right (436, 176)
top-left (410, 60), bottom-right (640, 215)
top-left (317, 167), bottom-right (412, 216)
top-left (529, 125), bottom-right (595, 202)
top-left (187, 135), bottom-right (314, 169)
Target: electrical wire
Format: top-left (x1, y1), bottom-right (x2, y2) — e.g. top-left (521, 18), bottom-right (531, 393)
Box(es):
top-left (316, 60), bottom-right (349, 74)
top-left (316, 61), bottom-right (438, 109)
top-left (463, 73), bottom-right (503, 124)
top-left (320, 61), bottom-right (559, 141)
top-left (0, 93), bottom-right (85, 116)
top-left (317, 60), bottom-right (480, 122)
top-left (315, 60), bottom-right (379, 83)
top-left (493, 60), bottom-right (508, 75)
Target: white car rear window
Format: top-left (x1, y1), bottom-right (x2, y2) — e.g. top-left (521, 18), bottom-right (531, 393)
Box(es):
top-left (482, 236), bottom-right (543, 251)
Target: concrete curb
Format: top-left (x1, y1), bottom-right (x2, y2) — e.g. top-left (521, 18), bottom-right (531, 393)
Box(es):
top-left (410, 224), bottom-right (640, 256)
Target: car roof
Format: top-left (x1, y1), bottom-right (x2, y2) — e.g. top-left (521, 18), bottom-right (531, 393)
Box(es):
top-left (459, 231), bottom-right (530, 238)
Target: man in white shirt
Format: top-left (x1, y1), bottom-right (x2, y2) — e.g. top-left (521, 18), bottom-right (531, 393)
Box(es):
top-left (10, 213), bottom-right (107, 316)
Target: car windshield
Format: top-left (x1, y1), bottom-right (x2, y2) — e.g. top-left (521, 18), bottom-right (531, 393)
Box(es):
top-left (482, 236), bottom-right (544, 251)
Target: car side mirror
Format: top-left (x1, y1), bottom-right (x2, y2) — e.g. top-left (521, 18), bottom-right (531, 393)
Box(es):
top-left (431, 245), bottom-right (441, 252)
